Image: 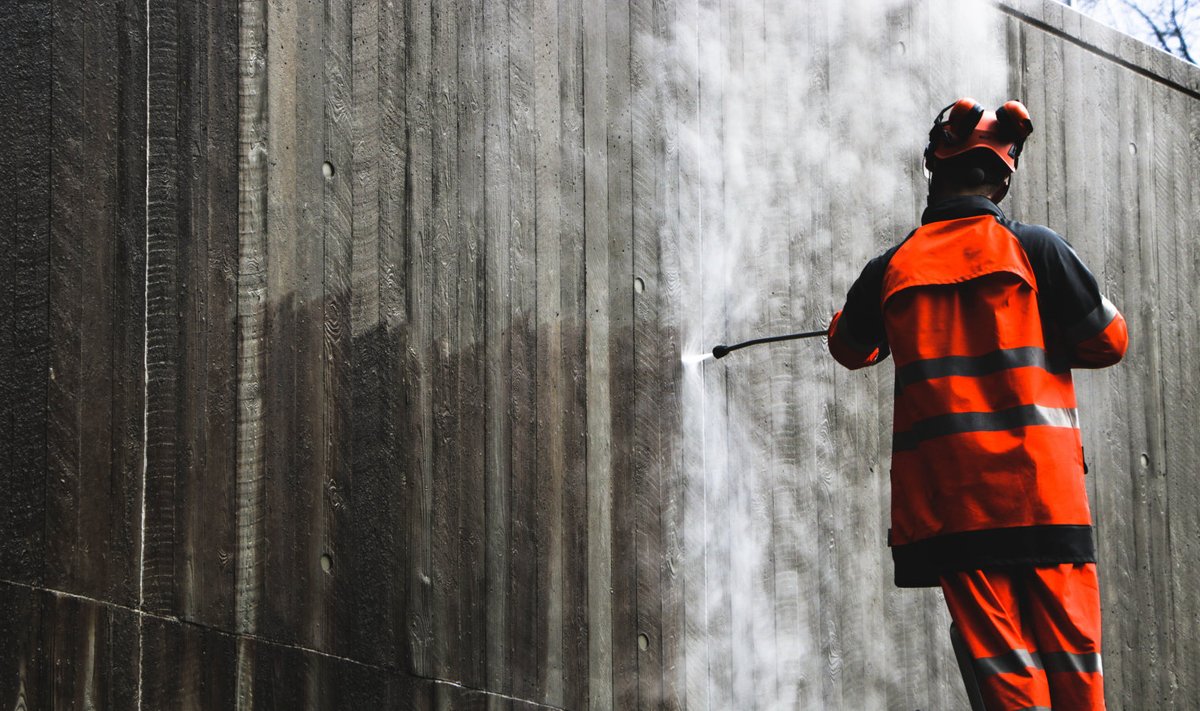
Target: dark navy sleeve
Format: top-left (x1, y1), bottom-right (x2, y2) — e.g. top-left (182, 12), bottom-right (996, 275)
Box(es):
top-left (1005, 220), bottom-right (1128, 367)
top-left (829, 248), bottom-right (897, 369)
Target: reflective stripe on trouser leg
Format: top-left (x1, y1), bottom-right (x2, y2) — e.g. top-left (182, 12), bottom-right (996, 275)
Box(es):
top-left (939, 569), bottom-right (1053, 710)
top-left (1025, 564), bottom-right (1106, 710)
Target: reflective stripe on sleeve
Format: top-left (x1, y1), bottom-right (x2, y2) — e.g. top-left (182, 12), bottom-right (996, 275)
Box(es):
top-left (893, 405), bottom-right (1079, 452)
top-left (1064, 296), bottom-right (1119, 344)
top-left (894, 346), bottom-right (1065, 393)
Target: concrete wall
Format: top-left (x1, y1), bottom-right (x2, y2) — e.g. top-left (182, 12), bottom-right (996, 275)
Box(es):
top-left (1, 0), bottom-right (1197, 708)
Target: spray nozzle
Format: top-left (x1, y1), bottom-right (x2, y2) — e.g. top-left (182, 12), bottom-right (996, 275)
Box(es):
top-left (712, 344), bottom-right (732, 359)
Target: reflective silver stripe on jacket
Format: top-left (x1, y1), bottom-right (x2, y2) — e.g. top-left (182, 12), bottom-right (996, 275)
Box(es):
top-left (895, 346), bottom-right (1065, 393)
top-left (893, 405), bottom-right (1079, 452)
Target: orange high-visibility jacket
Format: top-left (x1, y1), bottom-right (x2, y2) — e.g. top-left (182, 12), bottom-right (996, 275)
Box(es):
top-left (829, 196), bottom-right (1128, 587)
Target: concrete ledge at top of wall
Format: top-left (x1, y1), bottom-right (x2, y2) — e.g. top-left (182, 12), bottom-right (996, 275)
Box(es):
top-left (995, 0), bottom-right (1200, 97)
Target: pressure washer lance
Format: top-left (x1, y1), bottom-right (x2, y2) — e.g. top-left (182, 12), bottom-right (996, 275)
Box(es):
top-left (711, 328), bottom-right (829, 360)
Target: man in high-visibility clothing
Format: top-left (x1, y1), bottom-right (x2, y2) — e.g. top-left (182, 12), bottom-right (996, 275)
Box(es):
top-left (828, 98), bottom-right (1127, 710)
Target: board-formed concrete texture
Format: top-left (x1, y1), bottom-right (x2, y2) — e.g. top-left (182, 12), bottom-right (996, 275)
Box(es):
top-left (1, 0), bottom-right (1197, 707)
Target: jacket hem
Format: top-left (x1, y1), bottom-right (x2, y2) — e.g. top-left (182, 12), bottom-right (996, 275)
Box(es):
top-left (891, 524), bottom-right (1096, 588)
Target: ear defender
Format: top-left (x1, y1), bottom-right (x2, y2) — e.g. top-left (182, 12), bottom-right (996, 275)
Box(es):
top-left (945, 98), bottom-right (985, 143)
top-left (995, 100), bottom-right (1033, 140)
top-left (925, 98), bottom-right (984, 170)
top-left (995, 100), bottom-right (1034, 164)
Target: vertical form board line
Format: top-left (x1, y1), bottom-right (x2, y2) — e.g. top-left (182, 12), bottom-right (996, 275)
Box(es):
top-left (719, 1), bottom-right (739, 705)
top-left (630, 0), bottom-right (670, 704)
top-left (555, 0), bottom-right (590, 703)
top-left (687, 2), bottom-right (720, 706)
top-left (816, 5), bottom-right (843, 706)
top-left (784, 7), bottom-right (810, 706)
top-left (402, 0), bottom-right (435, 678)
top-left (655, 0), bottom-right (686, 704)
top-left (121, 0), bottom-right (152, 615)
top-left (350, 0), bottom-right (395, 670)
top-left (235, 0), bottom-right (268, 705)
top-left (321, 0), bottom-right (330, 670)
top-left (656, 0), bottom-right (678, 701)
top-left (533, 0), bottom-right (566, 700)
top-left (319, 0), bottom-right (355, 662)
top-left (762, 2), bottom-right (790, 706)
top-left (493, 0), bottom-right (513, 692)
top-left (321, 0), bottom-right (344, 663)
top-left (454, 0), bottom-right (488, 688)
top-left (1103, 57), bottom-right (1138, 706)
top-left (747, 0), bottom-right (783, 704)
top-left (602, 0), bottom-right (636, 704)
top-left (481, 0), bottom-right (514, 696)
top-left (428, 0), bottom-right (461, 684)
top-left (673, 0), bottom-right (706, 706)
top-left (43, 0), bottom-right (55, 597)
top-left (507, 0), bottom-right (541, 697)
top-left (375, 0), bottom-right (411, 671)
top-left (706, 1), bottom-right (735, 704)
top-left (614, 0), bottom-right (643, 706)
top-left (46, 0), bottom-right (79, 608)
top-left (1145, 81), bottom-right (1175, 704)
top-left (1131, 70), bottom-right (1159, 706)
top-left (137, 0), bottom-right (151, 705)
top-left (1084, 43), bottom-right (1115, 635)
top-left (385, 0), bottom-right (413, 677)
top-left (626, 1), bottom-right (644, 703)
top-left (142, 0), bottom-right (184, 621)
top-left (187, 0), bottom-right (241, 639)
top-left (583, 0), bottom-right (615, 704)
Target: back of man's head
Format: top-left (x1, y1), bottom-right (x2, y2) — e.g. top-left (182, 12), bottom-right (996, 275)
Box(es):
top-left (923, 98), bottom-right (1033, 206)
top-left (928, 148), bottom-right (1013, 204)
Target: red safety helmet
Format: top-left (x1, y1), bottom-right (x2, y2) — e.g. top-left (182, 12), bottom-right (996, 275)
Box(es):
top-left (924, 98), bottom-right (1034, 173)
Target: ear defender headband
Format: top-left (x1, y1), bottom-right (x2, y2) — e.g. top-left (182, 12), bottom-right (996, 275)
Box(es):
top-left (924, 98), bottom-right (1034, 173)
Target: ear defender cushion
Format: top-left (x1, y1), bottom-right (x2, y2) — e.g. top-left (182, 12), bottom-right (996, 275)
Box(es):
top-left (995, 100), bottom-right (1033, 141)
top-left (965, 167), bottom-right (987, 187)
top-left (946, 99), bottom-right (984, 143)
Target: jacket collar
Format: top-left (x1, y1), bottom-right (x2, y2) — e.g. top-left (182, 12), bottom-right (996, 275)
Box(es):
top-left (920, 195), bottom-right (1005, 225)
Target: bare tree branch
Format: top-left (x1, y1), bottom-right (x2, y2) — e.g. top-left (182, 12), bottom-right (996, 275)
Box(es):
top-left (1117, 0), bottom-right (1175, 53)
top-left (1171, 20), bottom-right (1195, 60)
top-left (1058, 0), bottom-right (1198, 64)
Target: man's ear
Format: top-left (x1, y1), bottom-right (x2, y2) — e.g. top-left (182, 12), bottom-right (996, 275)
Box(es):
top-left (990, 176), bottom-right (1011, 204)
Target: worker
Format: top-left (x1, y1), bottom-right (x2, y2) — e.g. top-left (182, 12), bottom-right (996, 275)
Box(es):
top-left (827, 98), bottom-right (1128, 710)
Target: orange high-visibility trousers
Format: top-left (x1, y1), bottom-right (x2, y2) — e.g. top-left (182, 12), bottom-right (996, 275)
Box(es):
top-left (940, 564), bottom-right (1105, 710)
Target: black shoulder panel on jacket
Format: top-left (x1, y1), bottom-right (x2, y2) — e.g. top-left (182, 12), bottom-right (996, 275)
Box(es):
top-left (998, 218), bottom-right (1109, 341)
